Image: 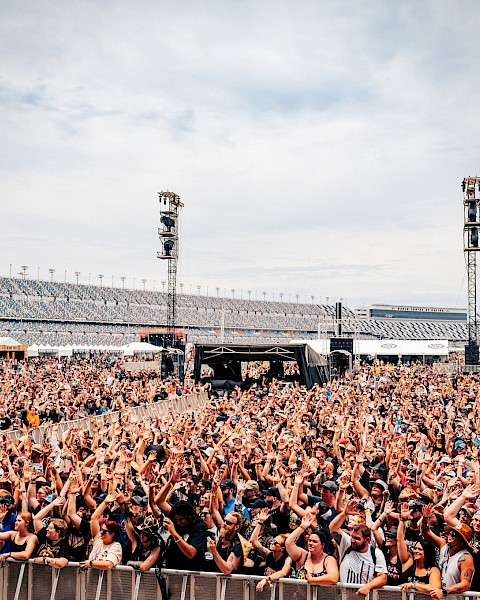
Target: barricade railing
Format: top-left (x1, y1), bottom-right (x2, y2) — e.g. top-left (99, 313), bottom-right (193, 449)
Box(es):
top-left (433, 362), bottom-right (480, 375)
top-left (123, 360), bottom-right (160, 371)
top-left (2, 561), bottom-right (480, 600)
top-left (6, 391), bottom-right (209, 445)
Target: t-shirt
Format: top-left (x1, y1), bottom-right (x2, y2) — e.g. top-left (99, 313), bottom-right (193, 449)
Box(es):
top-left (34, 527), bottom-right (70, 560)
top-left (0, 416), bottom-right (12, 430)
top-left (215, 534), bottom-right (244, 574)
top-left (66, 518), bottom-right (91, 562)
top-left (89, 532), bottom-right (122, 566)
top-left (0, 512), bottom-right (18, 553)
top-left (164, 520), bottom-right (207, 571)
top-left (339, 531), bottom-right (387, 585)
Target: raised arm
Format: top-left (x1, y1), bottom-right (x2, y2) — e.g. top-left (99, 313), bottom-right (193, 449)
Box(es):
top-left (397, 505), bottom-right (414, 567)
top-left (285, 513), bottom-right (313, 563)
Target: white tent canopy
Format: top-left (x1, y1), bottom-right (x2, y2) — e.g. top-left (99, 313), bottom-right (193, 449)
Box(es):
top-left (28, 344), bottom-right (39, 357)
top-left (121, 341), bottom-right (164, 354)
top-left (0, 336), bottom-right (22, 346)
top-left (303, 339), bottom-right (449, 357)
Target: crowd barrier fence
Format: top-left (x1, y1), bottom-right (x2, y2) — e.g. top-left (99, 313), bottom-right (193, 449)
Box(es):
top-left (433, 362), bottom-right (480, 375)
top-left (123, 361), bottom-right (161, 371)
top-left (2, 561), bottom-right (480, 600)
top-left (6, 391), bottom-right (209, 445)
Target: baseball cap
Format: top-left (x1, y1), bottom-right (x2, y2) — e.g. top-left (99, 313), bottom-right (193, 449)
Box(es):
top-left (320, 481), bottom-right (338, 492)
top-left (264, 486), bottom-right (281, 499)
top-left (131, 495), bottom-right (148, 507)
top-left (250, 499), bottom-right (269, 509)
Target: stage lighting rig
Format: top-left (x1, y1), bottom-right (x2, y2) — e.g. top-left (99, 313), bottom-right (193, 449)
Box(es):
top-left (158, 191), bottom-right (184, 347)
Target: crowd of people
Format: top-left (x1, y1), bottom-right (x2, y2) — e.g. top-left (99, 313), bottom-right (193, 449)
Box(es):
top-left (1, 356), bottom-right (480, 598)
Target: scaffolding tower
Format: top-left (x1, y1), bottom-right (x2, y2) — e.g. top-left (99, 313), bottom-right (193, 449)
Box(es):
top-left (463, 176), bottom-right (480, 364)
top-left (157, 191), bottom-right (184, 347)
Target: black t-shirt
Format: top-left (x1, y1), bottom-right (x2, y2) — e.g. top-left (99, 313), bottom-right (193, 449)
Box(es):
top-left (265, 550), bottom-right (291, 577)
top-left (0, 416), bottom-right (12, 430)
top-left (269, 506), bottom-right (291, 534)
top-left (164, 520), bottom-right (207, 571)
top-left (381, 544), bottom-right (402, 586)
top-left (215, 534), bottom-right (244, 574)
top-left (34, 527), bottom-right (70, 560)
top-left (66, 518), bottom-right (91, 562)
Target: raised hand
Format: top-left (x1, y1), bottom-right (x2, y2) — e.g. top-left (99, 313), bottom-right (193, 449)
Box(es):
top-left (384, 500), bottom-right (395, 515)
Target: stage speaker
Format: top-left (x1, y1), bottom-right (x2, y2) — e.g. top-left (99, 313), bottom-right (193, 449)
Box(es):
top-left (329, 337), bottom-right (353, 377)
top-left (465, 342), bottom-right (479, 365)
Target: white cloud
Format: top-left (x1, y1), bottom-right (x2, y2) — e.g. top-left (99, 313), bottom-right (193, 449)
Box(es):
top-left (1, 0), bottom-right (480, 308)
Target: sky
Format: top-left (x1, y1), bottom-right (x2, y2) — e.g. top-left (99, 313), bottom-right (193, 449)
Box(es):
top-left (1, 0), bottom-right (480, 310)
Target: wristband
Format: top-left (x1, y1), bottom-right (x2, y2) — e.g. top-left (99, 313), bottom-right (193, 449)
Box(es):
top-left (173, 537), bottom-right (181, 543)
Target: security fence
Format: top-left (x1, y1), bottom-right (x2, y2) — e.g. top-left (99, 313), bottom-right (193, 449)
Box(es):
top-left (6, 391), bottom-right (209, 444)
top-left (433, 361), bottom-right (480, 375)
top-left (2, 561), bottom-right (480, 600)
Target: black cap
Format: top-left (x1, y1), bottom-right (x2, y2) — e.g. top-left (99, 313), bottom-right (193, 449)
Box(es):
top-left (0, 494), bottom-right (14, 506)
top-left (264, 486), bottom-right (281, 499)
top-left (320, 481), bottom-right (338, 492)
top-left (250, 499), bottom-right (269, 509)
top-left (220, 479), bottom-right (236, 491)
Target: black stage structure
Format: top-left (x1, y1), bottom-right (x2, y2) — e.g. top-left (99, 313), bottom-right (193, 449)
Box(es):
top-left (193, 343), bottom-right (328, 390)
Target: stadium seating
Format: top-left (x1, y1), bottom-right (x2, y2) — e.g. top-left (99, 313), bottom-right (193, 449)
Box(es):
top-left (0, 276), bottom-right (468, 346)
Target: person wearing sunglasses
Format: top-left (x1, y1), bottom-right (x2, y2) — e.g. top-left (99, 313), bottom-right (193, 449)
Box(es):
top-left (250, 512), bottom-right (293, 591)
top-left (421, 503), bottom-right (474, 599)
top-left (79, 493), bottom-right (122, 570)
top-left (207, 511), bottom-right (248, 575)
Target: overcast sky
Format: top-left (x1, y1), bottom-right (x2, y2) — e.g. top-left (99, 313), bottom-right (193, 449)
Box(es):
top-left (1, 1), bottom-right (480, 309)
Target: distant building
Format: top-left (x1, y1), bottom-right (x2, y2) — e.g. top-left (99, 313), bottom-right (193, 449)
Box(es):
top-left (356, 304), bottom-right (467, 322)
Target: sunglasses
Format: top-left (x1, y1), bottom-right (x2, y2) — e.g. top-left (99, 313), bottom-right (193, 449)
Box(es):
top-left (201, 512), bottom-right (210, 517)
top-left (224, 520), bottom-right (237, 525)
top-left (100, 528), bottom-right (110, 534)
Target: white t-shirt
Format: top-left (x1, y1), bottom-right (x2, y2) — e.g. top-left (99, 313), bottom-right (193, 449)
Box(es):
top-left (89, 532), bottom-right (123, 566)
top-left (339, 531), bottom-right (387, 585)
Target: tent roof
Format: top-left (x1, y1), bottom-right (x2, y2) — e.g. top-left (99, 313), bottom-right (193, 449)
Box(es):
top-left (121, 341), bottom-right (163, 352)
top-left (0, 336), bottom-right (22, 346)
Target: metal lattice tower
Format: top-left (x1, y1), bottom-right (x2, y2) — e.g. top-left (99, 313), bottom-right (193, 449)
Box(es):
top-left (157, 191), bottom-right (184, 346)
top-left (463, 176), bottom-right (480, 361)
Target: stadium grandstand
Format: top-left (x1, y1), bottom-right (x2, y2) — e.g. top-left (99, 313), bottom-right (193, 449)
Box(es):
top-left (0, 276), bottom-right (469, 346)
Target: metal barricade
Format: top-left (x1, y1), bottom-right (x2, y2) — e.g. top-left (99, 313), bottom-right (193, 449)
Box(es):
top-left (8, 561), bottom-right (479, 600)
top-left (5, 392), bottom-right (209, 444)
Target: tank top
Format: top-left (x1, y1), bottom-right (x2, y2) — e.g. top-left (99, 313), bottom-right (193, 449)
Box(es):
top-left (402, 563), bottom-right (431, 584)
top-left (440, 545), bottom-right (473, 600)
top-left (264, 551), bottom-right (290, 577)
top-left (10, 535), bottom-right (31, 553)
top-left (295, 553), bottom-right (329, 579)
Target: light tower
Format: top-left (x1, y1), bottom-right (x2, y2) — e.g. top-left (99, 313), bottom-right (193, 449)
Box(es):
top-left (157, 190), bottom-right (183, 347)
top-left (463, 176), bottom-right (480, 364)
